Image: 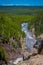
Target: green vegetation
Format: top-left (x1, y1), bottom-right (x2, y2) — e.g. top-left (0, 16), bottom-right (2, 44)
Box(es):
top-left (28, 14), bottom-right (43, 36)
top-left (0, 45), bottom-right (7, 63)
top-left (0, 11), bottom-right (43, 43)
top-left (0, 6), bottom-right (43, 15)
top-left (0, 15), bottom-right (27, 44)
top-left (0, 6), bottom-right (43, 62)
top-left (0, 14), bottom-right (43, 44)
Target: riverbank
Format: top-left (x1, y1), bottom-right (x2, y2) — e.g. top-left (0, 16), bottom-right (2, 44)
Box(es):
top-left (18, 54), bottom-right (43, 65)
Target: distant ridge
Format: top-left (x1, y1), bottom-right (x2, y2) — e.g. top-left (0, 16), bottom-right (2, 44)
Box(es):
top-left (0, 5), bottom-right (43, 15)
top-left (0, 5), bottom-right (43, 7)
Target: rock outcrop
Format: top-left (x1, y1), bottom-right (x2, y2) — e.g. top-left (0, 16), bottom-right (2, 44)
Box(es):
top-left (19, 54), bottom-right (43, 65)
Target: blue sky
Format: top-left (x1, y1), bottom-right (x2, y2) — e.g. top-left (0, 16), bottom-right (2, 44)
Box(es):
top-left (0, 0), bottom-right (43, 6)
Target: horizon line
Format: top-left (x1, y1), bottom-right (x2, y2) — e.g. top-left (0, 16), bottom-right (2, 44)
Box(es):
top-left (0, 4), bottom-right (43, 6)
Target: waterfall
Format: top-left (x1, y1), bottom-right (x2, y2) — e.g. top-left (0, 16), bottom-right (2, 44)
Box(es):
top-left (22, 23), bottom-right (36, 53)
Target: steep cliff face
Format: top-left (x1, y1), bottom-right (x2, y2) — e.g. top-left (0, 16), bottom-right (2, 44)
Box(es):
top-left (1, 43), bottom-right (22, 60)
top-left (0, 43), bottom-right (22, 65)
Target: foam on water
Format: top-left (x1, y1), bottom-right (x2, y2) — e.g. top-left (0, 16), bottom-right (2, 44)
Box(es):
top-left (22, 23), bottom-right (36, 53)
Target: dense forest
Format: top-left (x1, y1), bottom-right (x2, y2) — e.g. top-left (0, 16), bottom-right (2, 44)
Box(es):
top-left (0, 6), bottom-right (43, 63)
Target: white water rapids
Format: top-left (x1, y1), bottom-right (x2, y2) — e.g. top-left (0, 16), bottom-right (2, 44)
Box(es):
top-left (22, 23), bottom-right (36, 53)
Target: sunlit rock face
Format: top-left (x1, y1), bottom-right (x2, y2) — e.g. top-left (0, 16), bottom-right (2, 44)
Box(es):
top-left (22, 23), bottom-right (36, 53)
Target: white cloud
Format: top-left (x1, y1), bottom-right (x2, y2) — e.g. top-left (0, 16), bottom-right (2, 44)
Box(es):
top-left (1, 4), bottom-right (14, 6)
top-left (1, 4), bottom-right (31, 6)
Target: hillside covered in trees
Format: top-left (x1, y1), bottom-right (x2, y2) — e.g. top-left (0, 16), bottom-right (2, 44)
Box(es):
top-left (0, 12), bottom-right (43, 42)
top-left (0, 6), bottom-right (43, 64)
